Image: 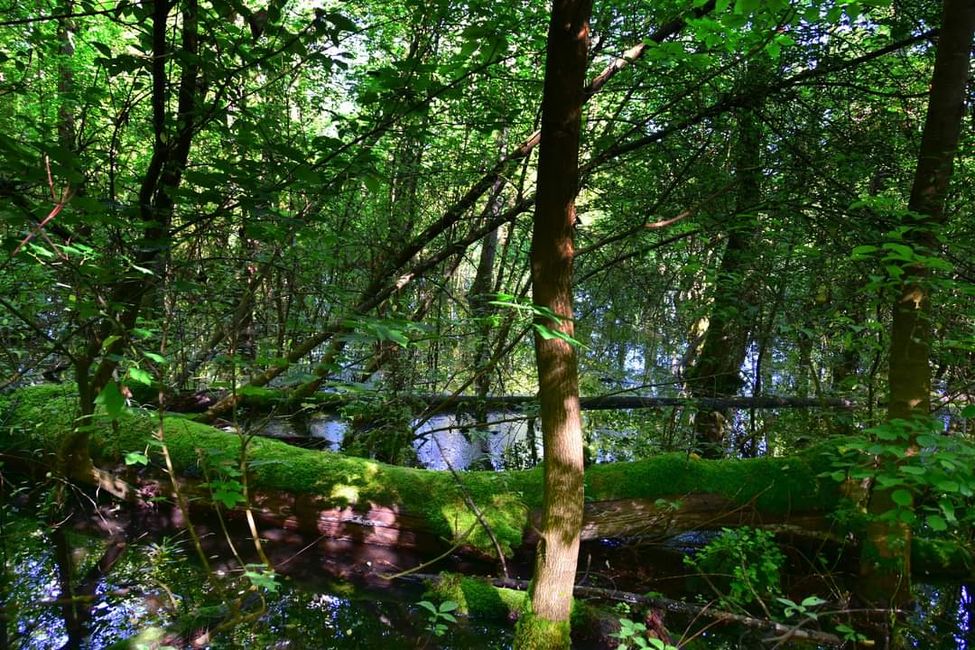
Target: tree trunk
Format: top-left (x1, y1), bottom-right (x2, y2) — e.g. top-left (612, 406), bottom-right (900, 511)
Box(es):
top-left (685, 63), bottom-right (766, 458)
top-left (514, 1), bottom-right (591, 647)
top-left (859, 0), bottom-right (975, 606)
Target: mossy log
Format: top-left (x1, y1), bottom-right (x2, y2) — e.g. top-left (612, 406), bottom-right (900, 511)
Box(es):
top-left (0, 386), bottom-right (835, 553)
top-left (1, 384), bottom-right (969, 579)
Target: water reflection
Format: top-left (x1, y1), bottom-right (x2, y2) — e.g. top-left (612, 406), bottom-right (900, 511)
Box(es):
top-left (413, 411), bottom-right (534, 471)
top-left (1, 509), bottom-right (513, 649)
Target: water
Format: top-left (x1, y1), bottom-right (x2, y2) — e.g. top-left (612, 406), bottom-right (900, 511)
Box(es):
top-left (256, 410), bottom-right (539, 471)
top-left (0, 507), bottom-right (513, 649)
top-left (4, 498), bottom-right (975, 649)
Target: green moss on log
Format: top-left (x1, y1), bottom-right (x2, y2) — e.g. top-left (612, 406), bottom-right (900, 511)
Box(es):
top-left (1, 384), bottom-right (837, 556)
top-left (424, 573), bottom-right (525, 620)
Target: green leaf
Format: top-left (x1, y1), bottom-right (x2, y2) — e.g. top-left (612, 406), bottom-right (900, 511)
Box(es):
top-left (733, 0), bottom-right (759, 13)
top-left (101, 334), bottom-right (122, 351)
top-left (935, 479), bottom-right (959, 493)
top-left (212, 487), bottom-right (246, 509)
top-left (851, 245), bottom-right (878, 257)
top-left (143, 351), bottom-right (167, 364)
top-left (417, 601), bottom-right (438, 614)
top-left (125, 451), bottom-right (149, 466)
top-left (926, 514), bottom-right (948, 532)
top-left (127, 367), bottom-right (153, 385)
top-left (890, 488), bottom-right (912, 507)
top-left (244, 566), bottom-right (279, 592)
top-left (95, 381), bottom-right (125, 420)
top-left (881, 242), bottom-right (915, 260)
top-left (327, 12), bottom-right (358, 32)
top-left (532, 323), bottom-right (586, 348)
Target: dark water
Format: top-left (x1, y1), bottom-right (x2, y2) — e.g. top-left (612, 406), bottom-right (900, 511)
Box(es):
top-left (0, 506), bottom-right (513, 649)
top-left (3, 497), bottom-right (974, 649)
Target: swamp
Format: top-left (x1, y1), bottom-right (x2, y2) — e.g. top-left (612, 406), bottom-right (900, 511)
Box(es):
top-left (0, 0), bottom-right (973, 648)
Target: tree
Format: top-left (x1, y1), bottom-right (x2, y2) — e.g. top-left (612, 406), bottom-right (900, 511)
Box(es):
top-left (513, 0), bottom-right (592, 647)
top-left (858, 0), bottom-right (975, 605)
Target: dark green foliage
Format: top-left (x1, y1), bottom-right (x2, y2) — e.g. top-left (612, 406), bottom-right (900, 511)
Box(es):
top-left (684, 527), bottom-right (785, 611)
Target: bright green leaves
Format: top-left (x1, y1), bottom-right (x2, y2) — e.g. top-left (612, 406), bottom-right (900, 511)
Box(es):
top-left (890, 489), bottom-right (912, 508)
top-left (244, 564), bottom-right (279, 592)
top-left (926, 514), bottom-right (948, 532)
top-left (685, 527), bottom-right (785, 611)
top-left (125, 450), bottom-right (150, 466)
top-left (95, 381), bottom-right (126, 420)
top-left (824, 417), bottom-right (975, 536)
top-left (417, 600), bottom-right (459, 638)
top-left (488, 294), bottom-right (586, 348)
top-left (341, 316), bottom-right (427, 350)
top-left (127, 367), bottom-right (153, 386)
top-left (209, 479), bottom-right (247, 508)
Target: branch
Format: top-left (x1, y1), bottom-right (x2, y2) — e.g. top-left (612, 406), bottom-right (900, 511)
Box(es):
top-left (405, 573), bottom-right (845, 646)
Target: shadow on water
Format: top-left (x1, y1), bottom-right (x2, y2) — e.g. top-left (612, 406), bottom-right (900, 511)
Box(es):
top-left (4, 496), bottom-right (975, 649)
top-left (0, 500), bottom-right (513, 649)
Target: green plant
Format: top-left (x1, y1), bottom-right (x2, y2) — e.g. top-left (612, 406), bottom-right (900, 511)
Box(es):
top-left (776, 595), bottom-right (826, 620)
top-left (685, 527), bottom-right (785, 612)
top-left (610, 618), bottom-right (678, 650)
top-left (834, 622), bottom-right (869, 643)
top-left (243, 564), bottom-right (279, 593)
top-left (824, 416), bottom-right (975, 534)
top-left (417, 599), bottom-right (459, 637)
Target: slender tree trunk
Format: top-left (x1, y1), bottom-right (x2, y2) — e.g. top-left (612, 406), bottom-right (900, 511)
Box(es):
top-left (65, 0), bottom-right (203, 479)
top-left (685, 63), bottom-right (765, 458)
top-left (858, 0), bottom-right (975, 606)
top-left (514, 1), bottom-right (591, 647)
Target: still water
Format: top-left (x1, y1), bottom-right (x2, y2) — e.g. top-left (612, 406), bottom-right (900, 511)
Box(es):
top-left (4, 500), bottom-right (974, 649)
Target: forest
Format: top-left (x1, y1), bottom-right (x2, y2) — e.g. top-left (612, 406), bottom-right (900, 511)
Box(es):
top-left (0, 0), bottom-right (973, 647)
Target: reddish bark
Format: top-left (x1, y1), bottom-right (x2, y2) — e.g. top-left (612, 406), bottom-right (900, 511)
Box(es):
top-left (521, 0), bottom-right (593, 639)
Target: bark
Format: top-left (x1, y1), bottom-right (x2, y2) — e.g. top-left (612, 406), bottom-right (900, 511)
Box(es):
top-left (516, 1), bottom-right (591, 646)
top-left (859, 0), bottom-right (975, 606)
top-left (685, 63), bottom-right (766, 458)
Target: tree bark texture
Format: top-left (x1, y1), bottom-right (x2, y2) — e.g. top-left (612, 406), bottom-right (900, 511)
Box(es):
top-left (518, 0), bottom-right (592, 645)
top-left (685, 62), bottom-right (766, 458)
top-left (888, 0), bottom-right (974, 422)
top-left (860, 0), bottom-right (974, 606)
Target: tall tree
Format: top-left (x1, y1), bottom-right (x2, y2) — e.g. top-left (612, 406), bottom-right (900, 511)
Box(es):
top-left (859, 0), bottom-right (975, 605)
top-left (513, 0), bottom-right (592, 647)
top-left (684, 60), bottom-right (767, 458)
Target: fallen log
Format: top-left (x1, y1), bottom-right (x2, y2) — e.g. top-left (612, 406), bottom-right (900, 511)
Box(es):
top-left (1, 384), bottom-right (969, 581)
top-left (418, 394), bottom-right (855, 413)
top-left (0, 385), bottom-right (836, 554)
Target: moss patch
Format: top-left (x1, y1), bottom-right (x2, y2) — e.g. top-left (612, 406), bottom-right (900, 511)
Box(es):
top-left (583, 450), bottom-right (836, 514)
top-left (424, 573), bottom-right (525, 620)
top-left (1, 384), bottom-right (840, 557)
top-left (512, 610), bottom-right (571, 650)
